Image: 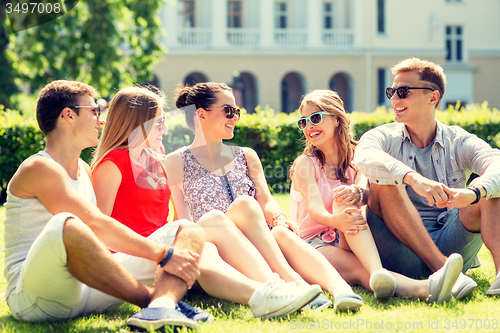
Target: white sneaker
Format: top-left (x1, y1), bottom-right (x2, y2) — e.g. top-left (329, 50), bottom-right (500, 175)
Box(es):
top-left (369, 268), bottom-right (396, 300)
top-left (428, 253), bottom-right (463, 304)
top-left (452, 272), bottom-right (477, 300)
top-left (249, 274), bottom-right (321, 319)
top-left (486, 271), bottom-right (500, 296)
top-left (469, 254), bottom-right (481, 269)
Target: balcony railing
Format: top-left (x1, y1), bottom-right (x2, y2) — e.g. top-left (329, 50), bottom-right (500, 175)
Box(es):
top-left (177, 28), bottom-right (211, 47)
top-left (322, 29), bottom-right (354, 48)
top-left (174, 28), bottom-right (355, 49)
top-left (227, 28), bottom-right (260, 47)
top-left (274, 29), bottom-right (308, 47)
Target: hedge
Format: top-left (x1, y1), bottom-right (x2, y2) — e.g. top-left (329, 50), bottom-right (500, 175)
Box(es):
top-left (2, 102), bottom-right (500, 203)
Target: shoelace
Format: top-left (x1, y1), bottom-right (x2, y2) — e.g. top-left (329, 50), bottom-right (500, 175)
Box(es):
top-left (177, 302), bottom-right (197, 318)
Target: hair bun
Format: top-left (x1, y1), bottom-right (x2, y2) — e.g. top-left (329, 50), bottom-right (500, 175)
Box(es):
top-left (175, 86), bottom-right (191, 109)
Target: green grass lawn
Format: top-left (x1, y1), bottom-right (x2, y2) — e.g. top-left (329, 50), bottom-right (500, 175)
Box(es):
top-left (1, 198), bottom-right (499, 332)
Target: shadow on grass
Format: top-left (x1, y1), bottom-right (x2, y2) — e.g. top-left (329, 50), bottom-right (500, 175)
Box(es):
top-left (0, 304), bottom-right (136, 333)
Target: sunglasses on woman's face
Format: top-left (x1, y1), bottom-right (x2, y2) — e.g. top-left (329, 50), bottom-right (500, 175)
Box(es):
top-left (385, 86), bottom-right (435, 100)
top-left (296, 111), bottom-right (335, 130)
top-left (205, 105), bottom-right (241, 119)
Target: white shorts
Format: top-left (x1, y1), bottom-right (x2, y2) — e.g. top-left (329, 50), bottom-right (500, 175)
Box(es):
top-left (6, 213), bottom-right (188, 322)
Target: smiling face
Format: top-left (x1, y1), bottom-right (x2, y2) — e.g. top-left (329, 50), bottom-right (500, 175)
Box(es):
top-left (146, 109), bottom-right (167, 149)
top-left (390, 70), bottom-right (437, 126)
top-left (299, 102), bottom-right (337, 149)
top-left (201, 90), bottom-right (239, 140)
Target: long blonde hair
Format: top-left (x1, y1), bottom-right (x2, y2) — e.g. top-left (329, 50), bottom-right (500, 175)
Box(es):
top-left (290, 89), bottom-right (357, 184)
top-left (91, 86), bottom-right (166, 170)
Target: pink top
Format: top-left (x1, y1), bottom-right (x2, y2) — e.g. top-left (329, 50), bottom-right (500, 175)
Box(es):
top-left (290, 155), bottom-right (356, 243)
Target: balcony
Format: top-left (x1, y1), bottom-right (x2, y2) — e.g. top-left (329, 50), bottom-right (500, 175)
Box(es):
top-left (177, 28), bottom-right (212, 47)
top-left (322, 29), bottom-right (354, 48)
top-left (227, 28), bottom-right (260, 48)
top-left (174, 28), bottom-right (355, 50)
top-left (274, 29), bottom-right (308, 48)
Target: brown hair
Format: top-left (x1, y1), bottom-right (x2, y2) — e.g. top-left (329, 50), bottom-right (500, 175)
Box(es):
top-left (391, 57), bottom-right (446, 107)
top-left (290, 90), bottom-right (357, 184)
top-left (175, 82), bottom-right (232, 129)
top-left (91, 86), bottom-right (165, 169)
top-left (36, 80), bottom-right (98, 135)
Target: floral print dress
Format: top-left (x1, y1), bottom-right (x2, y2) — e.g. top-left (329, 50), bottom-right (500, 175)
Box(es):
top-left (180, 146), bottom-right (257, 223)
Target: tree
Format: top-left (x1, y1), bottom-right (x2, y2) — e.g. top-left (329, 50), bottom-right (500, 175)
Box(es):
top-left (6, 0), bottom-right (165, 98)
top-left (0, 6), bottom-right (19, 109)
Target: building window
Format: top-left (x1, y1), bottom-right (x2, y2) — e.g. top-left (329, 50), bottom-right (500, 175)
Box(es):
top-left (281, 73), bottom-right (304, 113)
top-left (324, 2), bottom-right (333, 29)
top-left (446, 26), bottom-right (463, 62)
top-left (377, 0), bottom-right (385, 33)
top-left (182, 0), bottom-right (195, 27)
top-left (228, 1), bottom-right (242, 28)
top-left (276, 2), bottom-right (288, 28)
top-left (329, 73), bottom-right (352, 113)
top-left (377, 68), bottom-right (387, 106)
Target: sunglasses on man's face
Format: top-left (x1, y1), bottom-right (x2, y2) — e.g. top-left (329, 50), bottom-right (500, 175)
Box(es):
top-left (68, 104), bottom-right (101, 118)
top-left (205, 105), bottom-right (241, 119)
top-left (296, 111), bottom-right (335, 130)
top-left (385, 86), bottom-right (435, 100)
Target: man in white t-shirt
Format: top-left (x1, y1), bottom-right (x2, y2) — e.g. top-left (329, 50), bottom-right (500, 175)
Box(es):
top-left (3, 80), bottom-right (205, 331)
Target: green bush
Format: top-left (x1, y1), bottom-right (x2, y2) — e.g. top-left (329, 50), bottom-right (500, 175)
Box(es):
top-left (0, 108), bottom-right (92, 203)
top-left (0, 108), bottom-right (45, 202)
top-left (2, 103), bottom-right (500, 203)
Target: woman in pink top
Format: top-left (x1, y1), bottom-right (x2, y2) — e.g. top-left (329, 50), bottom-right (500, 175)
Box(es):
top-left (290, 89), bottom-right (464, 303)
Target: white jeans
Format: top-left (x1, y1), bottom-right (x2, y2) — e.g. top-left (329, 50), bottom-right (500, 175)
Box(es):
top-left (6, 213), bottom-right (185, 322)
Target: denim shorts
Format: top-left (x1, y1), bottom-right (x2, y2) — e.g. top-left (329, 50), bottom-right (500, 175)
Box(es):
top-left (366, 207), bottom-right (483, 279)
top-left (306, 230), bottom-right (339, 249)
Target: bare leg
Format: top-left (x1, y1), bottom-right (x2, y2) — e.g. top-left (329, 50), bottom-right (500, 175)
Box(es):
top-left (271, 226), bottom-right (354, 298)
top-left (64, 217), bottom-right (152, 308)
top-left (197, 210), bottom-right (273, 282)
top-left (369, 183), bottom-right (446, 272)
top-left (459, 195), bottom-right (500, 274)
top-left (391, 272), bottom-right (429, 300)
top-left (316, 245), bottom-right (370, 288)
top-left (197, 242), bottom-right (260, 304)
top-left (333, 201), bottom-right (385, 274)
top-left (225, 196), bottom-right (307, 286)
top-left (151, 224), bottom-right (205, 303)
top-left (65, 219), bottom-right (204, 308)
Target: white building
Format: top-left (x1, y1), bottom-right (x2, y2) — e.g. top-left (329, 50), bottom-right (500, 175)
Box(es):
top-left (153, 0), bottom-right (500, 113)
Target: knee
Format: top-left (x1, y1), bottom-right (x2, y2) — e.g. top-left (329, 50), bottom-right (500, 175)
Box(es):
top-left (177, 223), bottom-right (206, 247)
top-left (198, 210), bottom-right (227, 224)
top-left (370, 183), bottom-right (400, 196)
top-left (63, 215), bottom-right (93, 241)
top-left (198, 210), bottom-right (236, 229)
top-left (230, 195), bottom-right (260, 213)
top-left (270, 225), bottom-right (292, 243)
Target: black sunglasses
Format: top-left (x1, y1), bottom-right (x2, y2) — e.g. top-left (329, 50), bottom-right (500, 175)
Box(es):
top-left (205, 105), bottom-right (241, 119)
top-left (68, 104), bottom-right (101, 118)
top-left (385, 86), bottom-right (435, 100)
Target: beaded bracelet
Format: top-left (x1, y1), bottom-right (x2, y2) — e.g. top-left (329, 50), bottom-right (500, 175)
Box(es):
top-left (159, 247), bottom-right (174, 267)
top-left (353, 185), bottom-right (363, 205)
top-left (272, 212), bottom-right (287, 227)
